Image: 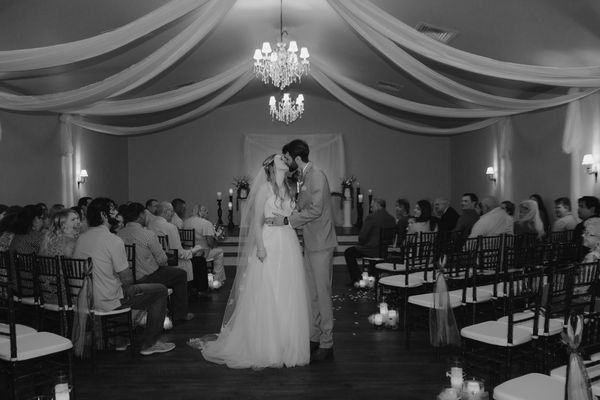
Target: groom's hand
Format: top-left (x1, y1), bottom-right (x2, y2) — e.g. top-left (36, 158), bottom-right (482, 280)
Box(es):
top-left (266, 213), bottom-right (286, 226)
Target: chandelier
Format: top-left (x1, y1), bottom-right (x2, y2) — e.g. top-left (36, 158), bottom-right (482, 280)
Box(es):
top-left (269, 93), bottom-right (304, 124)
top-left (253, 0), bottom-right (309, 90)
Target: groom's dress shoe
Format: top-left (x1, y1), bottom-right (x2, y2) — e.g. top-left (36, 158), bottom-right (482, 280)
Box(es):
top-left (310, 347), bottom-right (334, 362)
top-left (310, 341), bottom-right (320, 354)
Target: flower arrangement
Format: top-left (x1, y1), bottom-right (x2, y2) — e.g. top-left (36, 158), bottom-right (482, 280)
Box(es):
top-left (233, 176), bottom-right (251, 199)
top-left (214, 224), bottom-right (227, 241)
top-left (341, 175), bottom-right (357, 187)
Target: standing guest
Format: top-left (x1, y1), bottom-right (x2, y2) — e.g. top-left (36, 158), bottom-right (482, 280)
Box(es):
top-left (183, 205), bottom-right (226, 282)
top-left (469, 197), bottom-right (513, 238)
top-left (530, 194), bottom-right (551, 236)
top-left (148, 201), bottom-right (202, 283)
top-left (582, 217), bottom-right (600, 262)
top-left (344, 198), bottom-right (396, 286)
top-left (433, 197), bottom-right (459, 232)
top-left (39, 208), bottom-right (81, 257)
top-left (552, 197), bottom-right (578, 232)
top-left (500, 201), bottom-right (515, 217)
top-left (454, 193), bottom-right (480, 237)
top-left (0, 206), bottom-right (22, 251)
top-left (74, 197), bottom-right (174, 356)
top-left (514, 199), bottom-right (545, 239)
top-left (408, 200), bottom-right (438, 234)
top-left (118, 203), bottom-right (193, 322)
top-left (394, 198), bottom-right (410, 245)
top-left (10, 204), bottom-right (45, 254)
top-left (77, 197), bottom-right (92, 233)
top-left (171, 198), bottom-right (186, 229)
top-left (574, 196), bottom-right (600, 260)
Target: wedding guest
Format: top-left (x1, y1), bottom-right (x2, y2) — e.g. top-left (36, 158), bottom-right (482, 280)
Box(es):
top-left (582, 217), bottom-right (600, 262)
top-left (408, 200), bottom-right (438, 234)
top-left (500, 201), bottom-right (515, 217)
top-left (344, 198), bottom-right (396, 286)
top-left (573, 196), bottom-right (600, 260)
top-left (0, 206), bottom-right (22, 251)
top-left (39, 208), bottom-right (81, 257)
top-left (514, 199), bottom-right (545, 239)
top-left (183, 204), bottom-right (226, 282)
top-left (145, 198), bottom-right (159, 224)
top-left (530, 194), bottom-right (551, 235)
top-left (10, 204), bottom-right (45, 254)
top-left (171, 198), bottom-right (186, 229)
top-left (394, 198), bottom-right (410, 244)
top-left (433, 197), bottom-right (459, 232)
top-left (74, 197), bottom-right (174, 356)
top-left (118, 203), bottom-right (193, 322)
top-left (469, 197), bottom-right (513, 238)
top-left (44, 204), bottom-right (65, 231)
top-left (454, 193), bottom-right (480, 237)
top-left (552, 197), bottom-right (578, 232)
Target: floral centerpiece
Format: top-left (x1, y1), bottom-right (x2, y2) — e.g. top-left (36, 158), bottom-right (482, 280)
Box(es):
top-left (340, 175), bottom-right (357, 208)
top-left (214, 224), bottom-right (227, 241)
top-left (232, 176), bottom-right (251, 200)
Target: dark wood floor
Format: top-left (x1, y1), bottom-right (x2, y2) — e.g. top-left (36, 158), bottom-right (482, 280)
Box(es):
top-left (18, 267), bottom-right (458, 400)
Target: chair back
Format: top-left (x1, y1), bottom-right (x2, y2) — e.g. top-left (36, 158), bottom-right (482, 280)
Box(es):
top-left (570, 261), bottom-right (600, 314)
top-left (505, 268), bottom-right (545, 344)
top-left (0, 251), bottom-right (17, 360)
top-left (0, 250), bottom-right (11, 304)
top-left (35, 255), bottom-right (64, 309)
top-left (124, 243), bottom-right (136, 283)
top-left (60, 257), bottom-right (93, 310)
top-left (13, 252), bottom-right (38, 302)
top-left (377, 226), bottom-right (397, 259)
top-left (157, 235), bottom-right (169, 250)
top-left (178, 229), bottom-right (195, 249)
top-left (548, 230), bottom-right (574, 244)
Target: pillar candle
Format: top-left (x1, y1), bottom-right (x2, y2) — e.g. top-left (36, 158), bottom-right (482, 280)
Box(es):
top-left (358, 194), bottom-right (363, 203)
top-left (229, 188), bottom-right (234, 196)
top-left (228, 202), bottom-right (233, 210)
top-left (216, 192), bottom-right (222, 200)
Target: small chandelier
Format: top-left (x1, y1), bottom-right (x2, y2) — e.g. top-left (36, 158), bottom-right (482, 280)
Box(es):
top-left (253, 0), bottom-right (309, 90)
top-left (269, 93), bottom-right (304, 124)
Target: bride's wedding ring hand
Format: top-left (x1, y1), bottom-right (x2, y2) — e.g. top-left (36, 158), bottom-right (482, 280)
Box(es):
top-left (257, 247), bottom-right (267, 262)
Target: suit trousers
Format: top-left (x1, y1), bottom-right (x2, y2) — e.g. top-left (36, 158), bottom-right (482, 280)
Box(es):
top-left (304, 247), bottom-right (335, 348)
top-left (121, 283), bottom-right (168, 349)
top-left (139, 267), bottom-right (189, 320)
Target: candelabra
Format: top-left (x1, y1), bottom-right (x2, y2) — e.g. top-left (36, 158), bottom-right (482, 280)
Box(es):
top-left (216, 199), bottom-right (223, 226)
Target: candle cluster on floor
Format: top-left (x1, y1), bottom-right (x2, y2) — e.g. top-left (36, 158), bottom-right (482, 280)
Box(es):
top-left (354, 271), bottom-right (375, 289)
top-left (438, 360), bottom-right (487, 400)
top-left (207, 273), bottom-right (222, 290)
top-left (368, 302), bottom-right (399, 329)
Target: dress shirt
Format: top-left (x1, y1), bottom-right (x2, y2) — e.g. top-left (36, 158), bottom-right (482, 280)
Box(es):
top-left (469, 207), bottom-right (513, 238)
top-left (183, 215), bottom-right (215, 250)
top-left (454, 209), bottom-right (480, 236)
top-left (148, 216), bottom-right (193, 280)
top-left (552, 214), bottom-right (578, 232)
top-left (171, 213), bottom-right (183, 229)
top-left (117, 222), bottom-right (168, 280)
top-left (73, 225), bottom-right (128, 312)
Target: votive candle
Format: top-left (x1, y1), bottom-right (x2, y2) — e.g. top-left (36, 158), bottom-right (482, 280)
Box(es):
top-left (374, 313), bottom-right (383, 326)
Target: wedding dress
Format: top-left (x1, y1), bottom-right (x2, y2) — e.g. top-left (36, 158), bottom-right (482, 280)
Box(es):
top-left (197, 186), bottom-right (310, 369)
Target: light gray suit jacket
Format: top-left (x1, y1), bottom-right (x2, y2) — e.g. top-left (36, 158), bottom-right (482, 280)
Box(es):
top-left (289, 163), bottom-right (338, 252)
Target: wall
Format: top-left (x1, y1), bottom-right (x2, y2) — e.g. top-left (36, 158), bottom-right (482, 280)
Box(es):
top-left (127, 95), bottom-right (452, 220)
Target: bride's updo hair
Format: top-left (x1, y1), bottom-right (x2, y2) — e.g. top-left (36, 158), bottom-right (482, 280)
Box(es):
top-left (262, 154), bottom-right (294, 209)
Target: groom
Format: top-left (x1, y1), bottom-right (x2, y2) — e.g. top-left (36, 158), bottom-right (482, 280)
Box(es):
top-left (269, 139), bottom-right (338, 362)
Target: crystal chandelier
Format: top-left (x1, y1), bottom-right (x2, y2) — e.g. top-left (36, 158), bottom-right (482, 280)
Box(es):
top-left (253, 0), bottom-right (309, 90)
top-left (269, 93), bottom-right (304, 124)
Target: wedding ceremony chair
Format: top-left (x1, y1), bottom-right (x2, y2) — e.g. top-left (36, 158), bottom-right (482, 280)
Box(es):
top-left (0, 251), bottom-right (38, 338)
top-left (124, 243), bottom-right (136, 283)
top-left (492, 373), bottom-right (564, 400)
top-left (13, 252), bottom-right (40, 329)
top-left (361, 226), bottom-right (397, 277)
top-left (157, 235), bottom-right (178, 267)
top-left (36, 255), bottom-right (68, 336)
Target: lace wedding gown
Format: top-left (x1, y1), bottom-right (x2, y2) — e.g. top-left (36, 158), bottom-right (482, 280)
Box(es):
top-left (199, 191), bottom-right (311, 368)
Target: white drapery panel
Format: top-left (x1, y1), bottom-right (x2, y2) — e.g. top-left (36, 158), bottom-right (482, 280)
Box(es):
top-left (0, 0), bottom-right (206, 78)
top-left (496, 118), bottom-right (514, 202)
top-left (243, 134), bottom-right (345, 190)
top-left (59, 115), bottom-right (75, 206)
top-left (332, 0), bottom-right (600, 86)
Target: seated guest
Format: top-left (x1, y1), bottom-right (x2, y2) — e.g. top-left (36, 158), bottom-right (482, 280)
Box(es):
top-left (582, 217), bottom-right (600, 262)
top-left (394, 198), bottom-right (410, 245)
top-left (145, 198), bottom-right (158, 224)
top-left (148, 201), bottom-right (202, 283)
top-left (530, 194), bottom-right (551, 236)
top-left (171, 198), bottom-right (186, 229)
top-left (469, 196), bottom-right (513, 238)
top-left (408, 200), bottom-right (438, 234)
top-left (552, 197), bottom-right (578, 232)
top-left (433, 197), bottom-right (459, 232)
top-left (514, 199), bottom-right (545, 239)
top-left (574, 196), bottom-right (600, 260)
top-left (39, 208), bottom-right (81, 257)
top-left (183, 204), bottom-right (226, 282)
top-left (0, 206), bottom-right (22, 251)
top-left (500, 201), bottom-right (515, 217)
top-left (454, 193), bottom-right (480, 237)
top-left (74, 197), bottom-right (175, 356)
top-left (344, 198), bottom-right (396, 286)
top-left (118, 203), bottom-right (193, 322)
top-left (77, 197), bottom-right (92, 233)
top-left (10, 204), bottom-right (45, 254)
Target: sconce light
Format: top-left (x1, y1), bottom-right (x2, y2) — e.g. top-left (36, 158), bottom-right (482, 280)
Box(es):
top-left (485, 166), bottom-right (496, 182)
top-left (582, 154), bottom-right (598, 182)
top-left (77, 169), bottom-right (88, 187)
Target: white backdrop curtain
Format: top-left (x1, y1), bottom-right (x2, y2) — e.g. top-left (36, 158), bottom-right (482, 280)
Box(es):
top-left (243, 133), bottom-right (345, 191)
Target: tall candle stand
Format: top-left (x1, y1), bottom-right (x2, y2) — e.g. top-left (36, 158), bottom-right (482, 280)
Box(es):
top-left (368, 190), bottom-right (373, 214)
top-left (355, 198), bottom-right (363, 229)
top-left (227, 201), bottom-right (235, 230)
top-left (216, 199), bottom-right (224, 226)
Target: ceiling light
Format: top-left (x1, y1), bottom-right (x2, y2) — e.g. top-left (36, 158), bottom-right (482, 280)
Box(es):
top-left (269, 93), bottom-right (304, 124)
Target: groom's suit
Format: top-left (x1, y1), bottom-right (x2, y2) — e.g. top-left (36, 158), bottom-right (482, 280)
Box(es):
top-left (289, 163), bottom-right (337, 349)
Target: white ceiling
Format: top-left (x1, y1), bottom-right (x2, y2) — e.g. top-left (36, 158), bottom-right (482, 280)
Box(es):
top-left (1, 0), bottom-right (600, 114)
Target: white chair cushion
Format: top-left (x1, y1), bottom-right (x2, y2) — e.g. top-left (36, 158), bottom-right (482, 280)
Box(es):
top-left (493, 373), bottom-right (564, 400)
top-left (42, 303), bottom-right (62, 312)
top-left (375, 262), bottom-right (407, 272)
top-left (449, 288), bottom-right (493, 304)
top-left (591, 352), bottom-right (600, 361)
top-left (93, 306), bottom-right (131, 316)
top-left (497, 314), bottom-right (564, 336)
top-left (479, 283), bottom-right (506, 297)
top-left (0, 332), bottom-right (72, 361)
top-left (551, 362), bottom-right (600, 396)
top-left (460, 321), bottom-right (532, 346)
top-left (20, 296), bottom-right (37, 305)
top-left (408, 270), bottom-right (436, 284)
top-left (408, 292), bottom-right (463, 309)
top-left (0, 323), bottom-right (37, 337)
top-left (379, 274), bottom-right (423, 288)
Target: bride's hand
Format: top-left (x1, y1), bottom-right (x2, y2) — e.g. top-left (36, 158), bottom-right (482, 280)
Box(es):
top-left (257, 247), bottom-right (267, 262)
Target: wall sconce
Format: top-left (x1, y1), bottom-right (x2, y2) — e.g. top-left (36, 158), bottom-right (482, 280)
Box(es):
top-left (485, 166), bottom-right (496, 182)
top-left (77, 169), bottom-right (88, 187)
top-left (582, 154), bottom-right (598, 182)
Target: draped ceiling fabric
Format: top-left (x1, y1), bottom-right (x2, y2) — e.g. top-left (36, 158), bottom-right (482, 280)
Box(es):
top-left (1, 0), bottom-right (600, 201)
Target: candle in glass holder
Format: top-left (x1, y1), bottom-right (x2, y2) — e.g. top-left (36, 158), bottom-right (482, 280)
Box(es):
top-left (212, 280), bottom-right (221, 289)
top-left (387, 310), bottom-right (398, 326)
top-left (216, 192), bottom-right (222, 200)
top-left (207, 273), bottom-right (214, 283)
top-left (368, 189), bottom-right (372, 195)
top-left (373, 313), bottom-right (383, 326)
top-left (228, 201), bottom-right (233, 210)
top-left (359, 279), bottom-right (366, 288)
top-left (438, 387), bottom-right (459, 400)
top-left (361, 271), bottom-right (369, 280)
top-left (463, 378), bottom-right (483, 399)
top-left (379, 302), bottom-right (389, 317)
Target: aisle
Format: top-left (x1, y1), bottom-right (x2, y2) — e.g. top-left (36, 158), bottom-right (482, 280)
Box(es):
top-left (72, 267), bottom-right (451, 400)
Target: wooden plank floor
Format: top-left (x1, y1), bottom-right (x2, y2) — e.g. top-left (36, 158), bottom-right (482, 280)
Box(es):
top-left (5, 266), bottom-right (457, 399)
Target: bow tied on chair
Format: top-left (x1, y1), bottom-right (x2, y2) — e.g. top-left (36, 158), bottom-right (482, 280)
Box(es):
top-left (430, 255), bottom-right (461, 347)
top-left (561, 314), bottom-right (593, 400)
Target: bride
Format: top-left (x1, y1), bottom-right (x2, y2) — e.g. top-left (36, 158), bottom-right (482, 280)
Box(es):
top-left (188, 154), bottom-right (310, 368)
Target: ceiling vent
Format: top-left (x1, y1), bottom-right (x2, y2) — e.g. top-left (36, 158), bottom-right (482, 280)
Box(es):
top-left (414, 22), bottom-right (458, 44)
